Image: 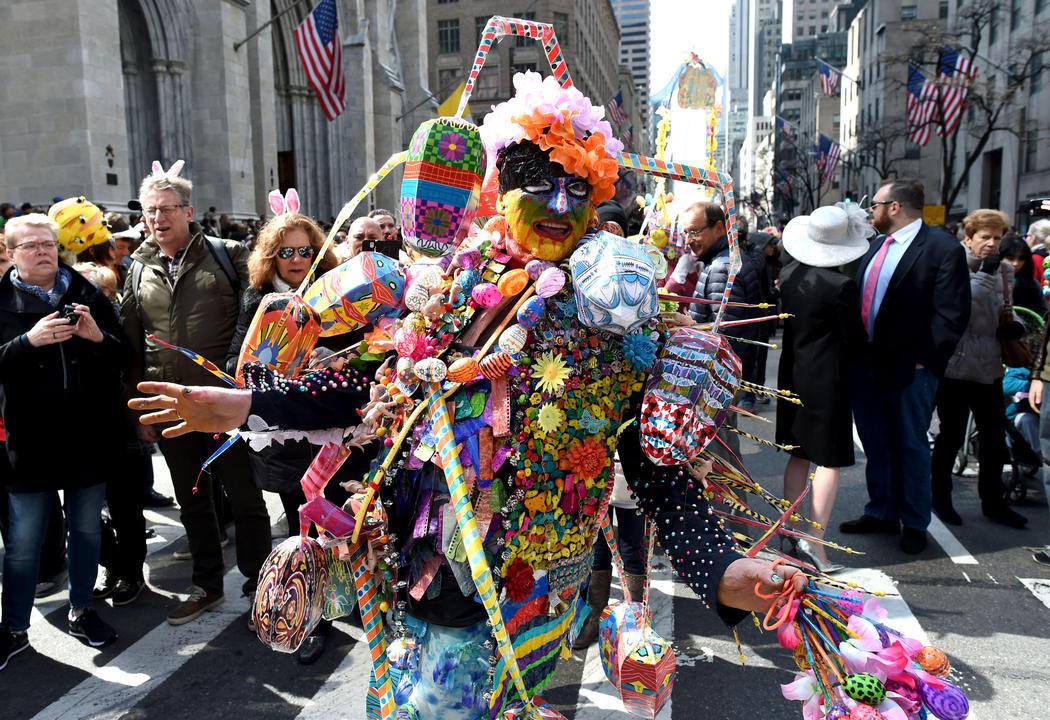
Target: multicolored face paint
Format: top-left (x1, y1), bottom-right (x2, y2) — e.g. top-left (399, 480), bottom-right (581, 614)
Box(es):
top-left (499, 176), bottom-right (593, 263)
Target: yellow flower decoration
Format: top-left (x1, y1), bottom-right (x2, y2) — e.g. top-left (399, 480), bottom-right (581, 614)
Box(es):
top-left (532, 350), bottom-right (572, 394)
top-left (537, 402), bottom-right (565, 434)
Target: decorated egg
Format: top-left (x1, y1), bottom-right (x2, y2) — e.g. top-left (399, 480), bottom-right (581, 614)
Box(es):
top-left (304, 252), bottom-right (406, 336)
top-left (570, 231), bottom-right (659, 335)
top-left (455, 267), bottom-right (482, 295)
top-left (405, 282), bottom-right (430, 312)
top-left (842, 673), bottom-right (886, 706)
top-left (919, 679), bottom-right (969, 720)
top-left (396, 356), bottom-right (416, 383)
top-left (498, 324), bottom-right (529, 355)
top-left (447, 357), bottom-right (480, 383)
top-left (497, 268), bottom-right (529, 296)
top-left (252, 536), bottom-right (329, 653)
top-left (516, 296), bottom-right (546, 329)
top-left (414, 265), bottom-right (445, 290)
top-left (413, 357), bottom-right (448, 383)
top-left (535, 267), bottom-right (566, 298)
top-left (825, 704), bottom-right (850, 720)
top-left (479, 351), bottom-right (513, 380)
top-left (848, 706), bottom-right (884, 720)
top-left (454, 247), bottom-right (482, 270)
top-left (394, 327), bottom-right (423, 358)
top-left (915, 646), bottom-right (951, 678)
top-left (472, 283), bottom-right (504, 308)
top-left (525, 259), bottom-right (555, 279)
top-left (400, 116), bottom-right (485, 258)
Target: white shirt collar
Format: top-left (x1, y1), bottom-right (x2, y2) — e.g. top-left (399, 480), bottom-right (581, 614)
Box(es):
top-left (888, 217), bottom-right (923, 246)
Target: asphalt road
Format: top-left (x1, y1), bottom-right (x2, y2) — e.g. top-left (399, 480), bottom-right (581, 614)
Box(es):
top-left (2, 356), bottom-right (1048, 720)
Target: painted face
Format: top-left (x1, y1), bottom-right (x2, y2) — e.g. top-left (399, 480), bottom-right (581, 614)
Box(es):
top-left (498, 175), bottom-right (594, 263)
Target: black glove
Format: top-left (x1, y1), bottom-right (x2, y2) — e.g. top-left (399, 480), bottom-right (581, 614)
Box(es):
top-left (978, 255), bottom-right (1002, 275)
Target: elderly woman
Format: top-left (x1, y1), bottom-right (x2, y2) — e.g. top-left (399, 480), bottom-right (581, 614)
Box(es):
top-left (930, 209), bottom-right (1028, 529)
top-left (0, 215), bottom-right (128, 668)
top-left (224, 211), bottom-right (345, 664)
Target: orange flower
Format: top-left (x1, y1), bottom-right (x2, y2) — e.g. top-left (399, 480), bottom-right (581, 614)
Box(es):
top-left (564, 436), bottom-right (608, 481)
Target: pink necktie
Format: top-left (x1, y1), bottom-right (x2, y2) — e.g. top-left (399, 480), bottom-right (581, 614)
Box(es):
top-left (860, 235), bottom-right (894, 337)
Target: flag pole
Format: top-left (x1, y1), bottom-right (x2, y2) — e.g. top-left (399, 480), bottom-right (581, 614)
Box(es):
top-left (233, 0), bottom-right (310, 52)
top-left (816, 57), bottom-right (862, 88)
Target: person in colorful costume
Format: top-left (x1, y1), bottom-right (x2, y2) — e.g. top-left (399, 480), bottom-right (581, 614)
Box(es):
top-left (131, 73), bottom-right (803, 719)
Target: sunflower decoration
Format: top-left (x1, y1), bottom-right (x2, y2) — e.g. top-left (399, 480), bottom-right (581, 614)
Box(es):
top-left (532, 350), bottom-right (572, 394)
top-left (536, 402), bottom-right (566, 435)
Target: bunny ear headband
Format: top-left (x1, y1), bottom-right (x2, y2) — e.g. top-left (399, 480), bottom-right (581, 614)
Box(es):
top-left (268, 188), bottom-right (301, 216)
top-left (151, 159), bottom-right (185, 177)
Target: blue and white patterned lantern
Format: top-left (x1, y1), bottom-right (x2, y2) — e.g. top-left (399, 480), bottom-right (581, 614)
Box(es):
top-left (569, 232), bottom-right (659, 336)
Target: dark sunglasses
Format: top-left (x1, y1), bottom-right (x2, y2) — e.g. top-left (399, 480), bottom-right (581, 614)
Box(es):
top-left (277, 246), bottom-right (315, 259)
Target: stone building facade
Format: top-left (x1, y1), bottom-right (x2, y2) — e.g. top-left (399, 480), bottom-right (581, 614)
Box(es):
top-left (0, 0), bottom-right (433, 220)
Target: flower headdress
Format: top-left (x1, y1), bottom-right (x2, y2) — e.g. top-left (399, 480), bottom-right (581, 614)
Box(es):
top-left (480, 72), bottom-right (624, 205)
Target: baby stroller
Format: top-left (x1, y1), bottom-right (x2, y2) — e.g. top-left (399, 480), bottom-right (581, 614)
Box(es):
top-left (1004, 306), bottom-right (1046, 503)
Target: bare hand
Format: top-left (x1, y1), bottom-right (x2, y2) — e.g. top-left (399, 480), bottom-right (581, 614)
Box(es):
top-left (129, 381), bottom-right (252, 438)
top-left (70, 304), bottom-right (103, 343)
top-left (661, 311), bottom-right (694, 327)
top-left (26, 311), bottom-right (77, 347)
top-left (716, 557), bottom-right (807, 614)
top-left (1032, 379), bottom-right (1044, 413)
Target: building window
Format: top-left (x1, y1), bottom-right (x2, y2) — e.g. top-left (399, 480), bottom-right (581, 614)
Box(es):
top-left (515, 12), bottom-right (536, 47)
top-left (438, 19), bottom-right (460, 54)
top-left (1026, 126), bottom-right (1039, 172)
top-left (437, 0), bottom-right (458, 3)
top-left (1011, 0), bottom-right (1022, 31)
top-left (476, 67), bottom-right (499, 98)
top-left (553, 12), bottom-right (569, 48)
top-left (989, 6), bottom-right (999, 43)
top-left (512, 62), bottom-right (537, 77)
top-left (905, 142), bottom-right (921, 160)
top-left (1040, 0), bottom-right (1049, 15)
top-left (1032, 53), bottom-right (1043, 94)
top-left (901, 5), bottom-right (918, 20)
top-left (437, 68), bottom-right (459, 95)
top-left (939, 1), bottom-right (949, 19)
top-left (475, 16), bottom-right (489, 47)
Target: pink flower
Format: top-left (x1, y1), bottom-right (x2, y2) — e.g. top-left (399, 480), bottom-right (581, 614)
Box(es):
top-left (781, 671), bottom-right (826, 720)
top-left (839, 617), bottom-right (909, 680)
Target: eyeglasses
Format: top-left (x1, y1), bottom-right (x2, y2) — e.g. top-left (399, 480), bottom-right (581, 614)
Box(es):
top-left (277, 246), bottom-right (315, 259)
top-left (682, 226), bottom-right (709, 240)
top-left (865, 200), bottom-right (897, 211)
top-left (142, 204), bottom-right (186, 217)
top-left (13, 240), bottom-right (58, 253)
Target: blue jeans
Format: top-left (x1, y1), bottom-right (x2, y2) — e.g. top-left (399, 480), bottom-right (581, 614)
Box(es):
top-left (1, 483), bottom-right (106, 633)
top-left (591, 506), bottom-right (646, 575)
top-left (853, 365), bottom-right (939, 530)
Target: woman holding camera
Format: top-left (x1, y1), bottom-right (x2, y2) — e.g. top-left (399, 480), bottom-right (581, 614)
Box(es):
top-left (0, 215), bottom-right (128, 670)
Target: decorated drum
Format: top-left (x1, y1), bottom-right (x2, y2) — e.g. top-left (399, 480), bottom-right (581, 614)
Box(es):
top-left (235, 292), bottom-right (320, 383)
top-left (304, 252), bottom-right (405, 336)
top-left (252, 536), bottom-right (330, 653)
top-left (639, 328), bottom-right (742, 466)
top-left (570, 232), bottom-right (659, 336)
top-left (400, 117), bottom-right (486, 258)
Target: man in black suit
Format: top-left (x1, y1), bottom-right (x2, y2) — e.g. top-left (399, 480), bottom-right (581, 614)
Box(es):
top-left (840, 180), bottom-right (971, 554)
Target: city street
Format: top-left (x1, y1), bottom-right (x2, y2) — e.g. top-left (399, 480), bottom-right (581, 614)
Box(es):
top-left (3, 345), bottom-right (1048, 720)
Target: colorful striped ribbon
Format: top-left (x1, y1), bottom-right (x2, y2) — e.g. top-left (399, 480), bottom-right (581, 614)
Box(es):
top-left (425, 382), bottom-right (532, 712)
top-left (349, 539), bottom-right (396, 720)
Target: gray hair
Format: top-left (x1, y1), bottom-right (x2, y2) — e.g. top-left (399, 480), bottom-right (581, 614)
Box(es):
top-left (1029, 218), bottom-right (1050, 247)
top-left (4, 213), bottom-right (59, 248)
top-left (138, 173), bottom-right (193, 206)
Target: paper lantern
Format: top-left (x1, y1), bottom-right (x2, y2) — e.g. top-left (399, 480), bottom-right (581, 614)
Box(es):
top-left (677, 61), bottom-right (718, 109)
top-left (304, 252), bottom-right (405, 336)
top-left (570, 232), bottom-right (659, 336)
top-left (400, 117), bottom-right (486, 258)
top-left (639, 328), bottom-right (741, 466)
top-left (252, 536), bottom-right (329, 653)
top-left (235, 293), bottom-right (320, 383)
top-left (48, 196), bottom-right (111, 253)
top-left (598, 601), bottom-right (675, 719)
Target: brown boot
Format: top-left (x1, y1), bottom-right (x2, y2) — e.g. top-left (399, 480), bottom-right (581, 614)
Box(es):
top-left (622, 573), bottom-right (647, 605)
top-left (573, 569), bottom-right (612, 649)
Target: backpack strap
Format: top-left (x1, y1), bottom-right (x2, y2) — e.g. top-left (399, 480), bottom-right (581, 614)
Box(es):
top-left (131, 259), bottom-right (144, 304)
top-left (203, 237), bottom-right (241, 297)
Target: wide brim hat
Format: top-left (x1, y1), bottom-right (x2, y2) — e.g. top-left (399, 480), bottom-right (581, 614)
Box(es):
top-left (782, 203), bottom-right (872, 268)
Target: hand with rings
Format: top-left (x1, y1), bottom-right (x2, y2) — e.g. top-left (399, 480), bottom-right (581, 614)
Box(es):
top-left (128, 381), bottom-right (252, 438)
top-left (717, 556), bottom-right (808, 614)
top-left (26, 311), bottom-right (77, 347)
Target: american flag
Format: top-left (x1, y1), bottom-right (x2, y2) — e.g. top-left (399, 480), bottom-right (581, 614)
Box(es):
top-left (816, 59), bottom-right (840, 96)
top-left (607, 91), bottom-right (629, 128)
top-left (906, 65), bottom-right (937, 146)
top-left (776, 116), bottom-right (796, 136)
top-left (294, 0), bottom-right (346, 121)
top-left (816, 134), bottom-right (841, 184)
top-left (935, 46), bottom-right (977, 137)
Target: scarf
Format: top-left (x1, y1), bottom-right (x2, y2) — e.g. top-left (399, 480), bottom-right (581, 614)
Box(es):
top-left (273, 275), bottom-right (293, 293)
top-left (11, 266), bottom-right (71, 307)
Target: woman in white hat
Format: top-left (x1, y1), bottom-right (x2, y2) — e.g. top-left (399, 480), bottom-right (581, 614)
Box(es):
top-left (776, 203), bottom-right (871, 572)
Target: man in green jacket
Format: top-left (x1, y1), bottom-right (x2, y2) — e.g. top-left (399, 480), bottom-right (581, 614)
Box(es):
top-left (121, 170), bottom-right (270, 626)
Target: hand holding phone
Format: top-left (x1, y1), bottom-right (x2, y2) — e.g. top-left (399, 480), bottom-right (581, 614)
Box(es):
top-left (61, 305), bottom-right (78, 324)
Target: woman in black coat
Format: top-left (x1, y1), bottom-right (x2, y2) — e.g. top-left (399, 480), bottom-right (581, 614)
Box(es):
top-left (776, 205), bottom-right (870, 573)
top-left (0, 215), bottom-right (128, 658)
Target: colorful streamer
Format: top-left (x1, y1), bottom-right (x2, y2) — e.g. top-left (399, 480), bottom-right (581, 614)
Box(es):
top-left (349, 539), bottom-right (396, 720)
top-left (147, 334), bottom-right (238, 387)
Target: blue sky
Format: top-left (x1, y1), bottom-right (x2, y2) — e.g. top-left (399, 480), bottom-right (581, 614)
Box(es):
top-left (649, 0), bottom-right (731, 89)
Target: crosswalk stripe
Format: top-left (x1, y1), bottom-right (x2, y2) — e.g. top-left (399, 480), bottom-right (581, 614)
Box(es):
top-left (1018, 577), bottom-right (1050, 612)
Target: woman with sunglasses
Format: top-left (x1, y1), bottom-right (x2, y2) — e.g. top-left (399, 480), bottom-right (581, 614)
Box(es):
top-left (224, 212), bottom-right (347, 664)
